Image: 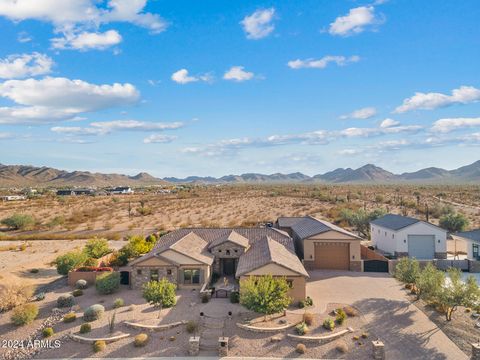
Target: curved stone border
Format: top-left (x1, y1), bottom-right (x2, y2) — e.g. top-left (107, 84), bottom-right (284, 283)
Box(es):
top-left (287, 327), bottom-right (354, 342)
top-left (236, 321), bottom-right (301, 333)
top-left (69, 332), bottom-right (130, 344)
top-left (124, 320), bottom-right (186, 331)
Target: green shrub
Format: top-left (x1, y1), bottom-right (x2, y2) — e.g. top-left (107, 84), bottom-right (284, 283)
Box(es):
top-left (93, 340), bottom-right (106, 353)
top-left (72, 289), bottom-right (83, 297)
top-left (84, 304), bottom-right (105, 322)
top-left (142, 278), bottom-right (177, 308)
top-left (63, 312), bottom-right (76, 323)
top-left (96, 272), bottom-right (120, 294)
top-left (134, 333), bottom-right (149, 347)
top-left (29, 268), bottom-right (39, 274)
top-left (75, 279), bottom-right (88, 289)
top-left (201, 293), bottom-right (209, 303)
top-left (295, 321), bottom-right (309, 335)
top-left (80, 323), bottom-right (91, 333)
top-left (336, 308), bottom-right (347, 325)
top-left (57, 295), bottom-right (75, 307)
top-left (35, 292), bottom-right (45, 301)
top-left (298, 300), bottom-right (305, 309)
top-left (296, 343), bottom-right (306, 354)
top-left (11, 304), bottom-right (39, 325)
top-left (113, 298), bottom-right (124, 308)
top-left (83, 238), bottom-right (112, 259)
top-left (42, 327), bottom-right (54, 337)
top-left (54, 251), bottom-right (87, 275)
top-left (305, 296), bottom-right (313, 307)
top-left (323, 318), bottom-right (335, 331)
top-left (230, 291), bottom-right (240, 303)
top-left (394, 257), bottom-right (420, 284)
top-left (186, 320), bottom-right (198, 334)
top-left (1, 214), bottom-right (35, 230)
top-left (303, 312), bottom-right (314, 326)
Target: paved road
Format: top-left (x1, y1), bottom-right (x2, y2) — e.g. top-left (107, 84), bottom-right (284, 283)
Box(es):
top-left (306, 270), bottom-right (467, 360)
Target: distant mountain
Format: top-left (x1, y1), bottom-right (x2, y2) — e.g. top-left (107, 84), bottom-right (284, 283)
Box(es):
top-left (1, 160), bottom-right (480, 187)
top-left (0, 164), bottom-right (168, 187)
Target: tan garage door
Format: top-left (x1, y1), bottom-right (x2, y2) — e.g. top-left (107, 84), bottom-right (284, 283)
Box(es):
top-left (314, 242), bottom-right (350, 270)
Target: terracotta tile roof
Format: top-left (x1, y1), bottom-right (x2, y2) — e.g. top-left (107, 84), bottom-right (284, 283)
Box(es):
top-left (236, 236), bottom-right (308, 277)
top-left (207, 230), bottom-right (250, 249)
top-left (170, 232), bottom-right (215, 265)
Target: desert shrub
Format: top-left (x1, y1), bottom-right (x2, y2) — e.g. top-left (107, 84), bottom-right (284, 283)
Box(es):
top-left (395, 257), bottom-right (420, 285)
top-left (295, 321), bottom-right (309, 335)
top-left (186, 320), bottom-right (198, 334)
top-left (80, 323), bottom-right (91, 333)
top-left (201, 293), bottom-right (209, 303)
top-left (361, 332), bottom-right (369, 338)
top-left (439, 212), bottom-right (469, 233)
top-left (29, 268), bottom-right (39, 274)
top-left (93, 340), bottom-right (106, 352)
top-left (54, 251), bottom-right (87, 275)
top-left (142, 278), bottom-right (177, 308)
top-left (323, 318), bottom-right (335, 331)
top-left (1, 214), bottom-right (35, 230)
top-left (0, 283), bottom-right (34, 312)
top-left (336, 341), bottom-right (348, 353)
top-left (42, 327), bottom-right (54, 337)
top-left (84, 304), bottom-right (105, 322)
top-left (75, 279), bottom-right (88, 289)
top-left (340, 208), bottom-right (386, 238)
top-left (72, 289), bottom-right (83, 297)
top-left (96, 272), bottom-right (120, 294)
top-left (35, 292), bottom-right (45, 301)
top-left (303, 312), bottom-right (314, 326)
top-left (230, 291), bottom-right (240, 303)
top-left (63, 312), bottom-right (77, 323)
top-left (83, 238), bottom-right (112, 259)
top-left (336, 308), bottom-right (347, 325)
top-left (83, 257), bottom-right (98, 267)
top-left (343, 305), bottom-right (358, 317)
top-left (296, 343), bottom-right (306, 354)
top-left (124, 235), bottom-right (154, 257)
top-left (57, 295), bottom-right (75, 308)
top-left (298, 300), bottom-right (305, 308)
top-left (134, 333), bottom-right (149, 347)
top-left (304, 296), bottom-right (313, 307)
top-left (113, 298), bottom-right (124, 308)
top-left (11, 304), bottom-right (39, 325)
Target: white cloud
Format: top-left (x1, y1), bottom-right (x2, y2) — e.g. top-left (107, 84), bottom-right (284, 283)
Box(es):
top-left (0, 132), bottom-right (12, 139)
top-left (394, 86), bottom-right (480, 113)
top-left (288, 55), bottom-right (360, 69)
top-left (340, 106), bottom-right (376, 120)
top-left (17, 31), bottom-right (32, 43)
top-left (52, 120), bottom-right (184, 136)
top-left (240, 8), bottom-right (275, 40)
top-left (329, 6), bottom-right (379, 36)
top-left (0, 53), bottom-right (53, 79)
top-left (338, 149), bottom-right (361, 155)
top-left (379, 118), bottom-right (400, 128)
top-left (431, 117), bottom-right (480, 133)
top-left (171, 69), bottom-right (212, 84)
top-left (0, 77), bottom-right (139, 124)
top-left (143, 134), bottom-right (177, 144)
top-left (0, 0), bottom-right (167, 33)
top-left (51, 30), bottom-right (122, 50)
top-left (223, 66), bottom-right (254, 82)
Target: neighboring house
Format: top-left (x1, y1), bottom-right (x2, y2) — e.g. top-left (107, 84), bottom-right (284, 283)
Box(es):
top-left (1, 195), bottom-right (27, 201)
top-left (56, 189), bottom-right (94, 196)
top-left (129, 227), bottom-right (309, 302)
top-left (107, 186), bottom-right (134, 195)
top-left (451, 230), bottom-right (480, 260)
top-left (370, 214), bottom-right (447, 259)
top-left (276, 216), bottom-right (362, 271)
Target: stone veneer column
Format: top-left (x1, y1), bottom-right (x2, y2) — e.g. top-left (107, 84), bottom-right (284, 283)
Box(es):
top-left (472, 343), bottom-right (480, 360)
top-left (372, 340), bottom-right (385, 360)
top-left (189, 336), bottom-right (200, 356)
top-left (218, 337), bottom-right (229, 357)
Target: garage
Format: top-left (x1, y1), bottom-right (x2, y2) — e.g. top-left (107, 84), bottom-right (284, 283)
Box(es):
top-left (408, 235), bottom-right (435, 259)
top-left (314, 242), bottom-right (350, 270)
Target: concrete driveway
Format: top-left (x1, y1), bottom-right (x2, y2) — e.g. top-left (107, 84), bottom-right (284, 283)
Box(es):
top-left (306, 270), bottom-right (467, 360)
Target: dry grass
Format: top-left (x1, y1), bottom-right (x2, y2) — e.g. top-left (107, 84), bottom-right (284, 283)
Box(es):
top-left (0, 283), bottom-right (34, 312)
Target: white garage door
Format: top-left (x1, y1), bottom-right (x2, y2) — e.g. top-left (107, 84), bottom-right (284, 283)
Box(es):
top-left (408, 235), bottom-right (435, 259)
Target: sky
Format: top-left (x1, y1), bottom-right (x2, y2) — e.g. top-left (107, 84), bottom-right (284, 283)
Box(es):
top-left (0, 0), bottom-right (479, 178)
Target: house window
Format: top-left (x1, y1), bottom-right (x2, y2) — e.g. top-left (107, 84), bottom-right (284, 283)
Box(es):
top-left (226, 250), bottom-right (231, 255)
top-left (473, 244), bottom-right (479, 260)
top-left (167, 269), bottom-right (172, 275)
top-left (234, 249), bottom-right (238, 253)
top-left (286, 280), bottom-right (293, 288)
top-left (184, 269), bottom-right (200, 284)
top-left (136, 269), bottom-right (142, 275)
top-left (150, 269), bottom-right (159, 281)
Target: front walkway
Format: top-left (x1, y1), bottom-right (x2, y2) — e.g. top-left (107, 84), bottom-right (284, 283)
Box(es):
top-left (306, 270), bottom-right (467, 360)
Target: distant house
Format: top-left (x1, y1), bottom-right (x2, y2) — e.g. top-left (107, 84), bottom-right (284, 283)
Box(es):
top-left (370, 214), bottom-right (447, 259)
top-left (1, 195), bottom-right (27, 201)
top-left (56, 189), bottom-right (94, 196)
top-left (275, 216), bottom-right (362, 271)
top-left (56, 190), bottom-right (75, 196)
top-left (451, 230), bottom-right (480, 260)
top-left (107, 187), bottom-right (134, 195)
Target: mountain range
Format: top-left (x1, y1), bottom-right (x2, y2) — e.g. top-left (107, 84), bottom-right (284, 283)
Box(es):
top-left (1, 161), bottom-right (480, 187)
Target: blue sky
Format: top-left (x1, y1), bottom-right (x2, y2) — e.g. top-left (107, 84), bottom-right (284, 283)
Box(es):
top-left (0, 0), bottom-right (479, 177)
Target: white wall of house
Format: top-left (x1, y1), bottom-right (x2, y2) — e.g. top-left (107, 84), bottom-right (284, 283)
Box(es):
top-left (371, 222), bottom-right (447, 256)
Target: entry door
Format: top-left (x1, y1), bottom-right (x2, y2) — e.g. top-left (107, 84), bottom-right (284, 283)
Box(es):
top-left (223, 259), bottom-right (235, 275)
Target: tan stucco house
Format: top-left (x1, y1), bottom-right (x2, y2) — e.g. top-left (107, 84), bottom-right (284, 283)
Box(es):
top-left (276, 216), bottom-right (363, 271)
top-left (129, 227), bottom-right (309, 302)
